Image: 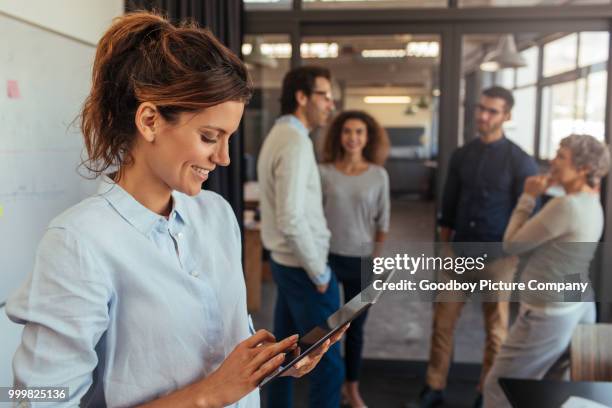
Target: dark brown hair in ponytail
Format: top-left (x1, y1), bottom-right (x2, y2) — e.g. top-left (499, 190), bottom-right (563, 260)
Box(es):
top-left (80, 11), bottom-right (252, 177)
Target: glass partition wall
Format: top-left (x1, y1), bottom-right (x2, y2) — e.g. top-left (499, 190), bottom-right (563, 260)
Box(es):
top-left (243, 0), bottom-right (612, 340)
top-left (461, 31), bottom-right (609, 160)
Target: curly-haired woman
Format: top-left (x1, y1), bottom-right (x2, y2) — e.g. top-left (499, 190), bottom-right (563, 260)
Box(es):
top-left (318, 110), bottom-right (391, 408)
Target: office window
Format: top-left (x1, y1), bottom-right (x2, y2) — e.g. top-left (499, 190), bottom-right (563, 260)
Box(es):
top-left (584, 70), bottom-right (607, 141)
top-left (461, 33), bottom-right (542, 148)
top-left (506, 86), bottom-right (536, 155)
top-left (303, 0), bottom-right (447, 9)
top-left (459, 0), bottom-right (610, 6)
top-left (539, 74), bottom-right (607, 159)
top-left (462, 31), bottom-right (609, 160)
top-left (543, 34), bottom-right (577, 77)
top-left (242, 34), bottom-right (292, 180)
top-left (540, 81), bottom-right (578, 159)
top-left (516, 46), bottom-right (538, 87)
top-left (244, 0), bottom-right (292, 10)
top-left (579, 32), bottom-right (610, 68)
top-left (300, 33), bottom-right (441, 162)
top-left (539, 30), bottom-right (608, 159)
top-left (497, 68), bottom-right (515, 89)
top-left (576, 77), bottom-right (587, 122)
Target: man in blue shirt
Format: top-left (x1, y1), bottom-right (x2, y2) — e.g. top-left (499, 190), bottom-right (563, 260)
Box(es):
top-left (419, 86), bottom-right (539, 408)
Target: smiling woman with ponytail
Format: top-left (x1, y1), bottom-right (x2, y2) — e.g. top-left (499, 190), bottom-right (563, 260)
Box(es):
top-left (6, 11), bottom-right (344, 408)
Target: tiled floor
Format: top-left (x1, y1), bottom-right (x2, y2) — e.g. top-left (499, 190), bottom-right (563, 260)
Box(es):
top-left (260, 359), bottom-right (481, 408)
top-left (252, 198), bottom-right (486, 364)
top-left (253, 198), bottom-right (489, 406)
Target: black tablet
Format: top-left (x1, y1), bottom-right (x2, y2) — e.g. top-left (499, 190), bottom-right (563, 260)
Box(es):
top-left (259, 268), bottom-right (396, 387)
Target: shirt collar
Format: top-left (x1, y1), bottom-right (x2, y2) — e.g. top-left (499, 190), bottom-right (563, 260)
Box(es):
top-left (276, 114), bottom-right (310, 137)
top-left (170, 191), bottom-right (189, 226)
top-left (477, 134), bottom-right (508, 149)
top-left (97, 176), bottom-right (188, 236)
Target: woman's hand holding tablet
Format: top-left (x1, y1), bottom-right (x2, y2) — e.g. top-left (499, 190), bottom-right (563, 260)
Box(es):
top-left (195, 330), bottom-right (299, 407)
top-left (281, 323), bottom-right (350, 379)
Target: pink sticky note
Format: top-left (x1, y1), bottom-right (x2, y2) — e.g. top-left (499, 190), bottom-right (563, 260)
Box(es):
top-left (7, 80), bottom-right (20, 99)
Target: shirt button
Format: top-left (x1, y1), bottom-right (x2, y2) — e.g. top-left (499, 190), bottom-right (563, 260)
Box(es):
top-left (177, 232), bottom-right (183, 239)
top-left (190, 270), bottom-right (199, 278)
top-left (469, 221), bottom-right (476, 228)
top-left (172, 212), bottom-right (177, 218)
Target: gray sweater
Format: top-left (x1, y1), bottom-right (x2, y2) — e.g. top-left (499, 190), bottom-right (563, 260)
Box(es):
top-left (257, 115), bottom-right (331, 284)
top-left (319, 163), bottom-right (390, 257)
top-left (503, 192), bottom-right (603, 311)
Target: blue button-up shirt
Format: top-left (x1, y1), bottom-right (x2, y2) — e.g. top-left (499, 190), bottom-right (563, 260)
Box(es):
top-left (6, 179), bottom-right (259, 407)
top-left (439, 136), bottom-right (539, 243)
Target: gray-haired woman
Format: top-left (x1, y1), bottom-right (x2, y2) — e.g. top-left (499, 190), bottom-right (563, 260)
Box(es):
top-left (483, 134), bottom-right (610, 408)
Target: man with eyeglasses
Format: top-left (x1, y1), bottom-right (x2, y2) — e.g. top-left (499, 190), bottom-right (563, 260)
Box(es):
top-left (417, 86), bottom-right (539, 408)
top-left (257, 66), bottom-right (341, 408)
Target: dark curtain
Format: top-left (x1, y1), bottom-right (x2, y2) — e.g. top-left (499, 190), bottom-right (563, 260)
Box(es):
top-left (126, 0), bottom-right (246, 232)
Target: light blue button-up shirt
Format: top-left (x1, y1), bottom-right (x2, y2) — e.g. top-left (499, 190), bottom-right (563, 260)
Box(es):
top-left (6, 179), bottom-right (259, 407)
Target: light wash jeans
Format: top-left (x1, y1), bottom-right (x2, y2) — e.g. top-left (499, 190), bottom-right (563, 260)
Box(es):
top-left (483, 302), bottom-right (596, 408)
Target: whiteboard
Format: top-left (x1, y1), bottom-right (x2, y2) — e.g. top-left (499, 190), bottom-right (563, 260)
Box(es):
top-left (0, 12), bottom-right (98, 304)
top-left (0, 309), bottom-right (21, 394)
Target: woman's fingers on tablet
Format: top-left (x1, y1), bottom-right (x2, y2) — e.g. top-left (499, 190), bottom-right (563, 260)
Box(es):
top-left (330, 323), bottom-right (350, 344)
top-left (252, 352), bottom-right (286, 382)
top-left (319, 339), bottom-right (331, 355)
top-left (288, 339), bottom-right (330, 377)
top-left (300, 339), bottom-right (330, 369)
top-left (247, 334), bottom-right (298, 373)
top-left (243, 329), bottom-right (276, 348)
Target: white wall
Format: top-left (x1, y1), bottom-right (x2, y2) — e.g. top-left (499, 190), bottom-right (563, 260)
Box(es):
top-left (0, 1), bottom-right (124, 394)
top-left (0, 0), bottom-right (124, 45)
top-left (0, 313), bottom-right (21, 400)
top-left (345, 94), bottom-right (433, 148)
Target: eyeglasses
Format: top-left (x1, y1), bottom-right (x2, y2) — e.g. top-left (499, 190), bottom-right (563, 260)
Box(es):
top-left (475, 104), bottom-right (503, 116)
top-left (311, 90), bottom-right (334, 102)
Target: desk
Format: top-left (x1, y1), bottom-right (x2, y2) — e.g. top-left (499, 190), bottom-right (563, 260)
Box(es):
top-left (244, 182), bottom-right (262, 312)
top-left (243, 182), bottom-right (272, 312)
top-left (500, 378), bottom-right (612, 408)
top-left (384, 158), bottom-right (435, 198)
top-left (571, 324), bottom-right (612, 381)
top-left (244, 223), bottom-right (262, 313)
